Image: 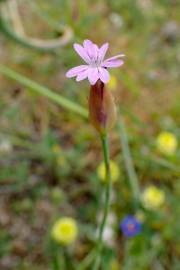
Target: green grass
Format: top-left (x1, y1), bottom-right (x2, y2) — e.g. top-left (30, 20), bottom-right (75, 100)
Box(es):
top-left (0, 0), bottom-right (180, 269)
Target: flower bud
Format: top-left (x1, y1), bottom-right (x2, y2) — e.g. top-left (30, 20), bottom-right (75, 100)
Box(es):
top-left (89, 80), bottom-right (117, 134)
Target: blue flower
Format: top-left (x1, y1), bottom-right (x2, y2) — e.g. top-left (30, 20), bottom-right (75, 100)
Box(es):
top-left (120, 215), bottom-right (142, 237)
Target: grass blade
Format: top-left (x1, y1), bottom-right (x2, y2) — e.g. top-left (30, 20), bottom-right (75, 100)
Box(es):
top-left (0, 64), bottom-right (88, 119)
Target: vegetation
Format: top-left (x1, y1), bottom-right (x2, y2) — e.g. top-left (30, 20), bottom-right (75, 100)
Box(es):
top-left (0, 1), bottom-right (180, 269)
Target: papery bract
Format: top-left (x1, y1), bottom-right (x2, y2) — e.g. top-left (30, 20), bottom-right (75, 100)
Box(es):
top-left (89, 80), bottom-right (117, 134)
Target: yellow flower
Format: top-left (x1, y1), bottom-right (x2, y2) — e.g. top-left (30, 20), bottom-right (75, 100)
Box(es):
top-left (108, 75), bottom-right (117, 90)
top-left (156, 132), bottom-right (178, 156)
top-left (51, 217), bottom-right (78, 245)
top-left (142, 186), bottom-right (165, 209)
top-left (97, 160), bottom-right (120, 183)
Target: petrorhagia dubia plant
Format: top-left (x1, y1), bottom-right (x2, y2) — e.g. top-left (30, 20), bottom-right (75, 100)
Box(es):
top-left (66, 39), bottom-right (125, 269)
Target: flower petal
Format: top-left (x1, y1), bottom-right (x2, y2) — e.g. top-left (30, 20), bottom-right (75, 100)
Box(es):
top-left (73, 43), bottom-right (91, 63)
top-left (88, 68), bottom-right (99, 85)
top-left (83, 39), bottom-right (94, 53)
top-left (105, 54), bottom-right (125, 61)
top-left (98, 67), bottom-right (110, 83)
top-left (98, 42), bottom-right (109, 63)
top-left (66, 65), bottom-right (88, 78)
top-left (102, 54), bottom-right (125, 68)
top-left (102, 59), bottom-right (124, 68)
top-left (83, 39), bottom-right (96, 60)
top-left (76, 68), bottom-right (89, 81)
top-left (92, 44), bottom-right (99, 61)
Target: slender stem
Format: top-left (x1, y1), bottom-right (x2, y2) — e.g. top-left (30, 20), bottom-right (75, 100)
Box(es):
top-left (78, 249), bottom-right (96, 270)
top-left (51, 242), bottom-right (65, 270)
top-left (92, 133), bottom-right (112, 270)
top-left (118, 111), bottom-right (140, 203)
top-left (0, 64), bottom-right (88, 119)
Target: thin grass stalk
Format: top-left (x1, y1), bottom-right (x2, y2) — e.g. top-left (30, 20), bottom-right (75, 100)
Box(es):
top-left (118, 111), bottom-right (140, 203)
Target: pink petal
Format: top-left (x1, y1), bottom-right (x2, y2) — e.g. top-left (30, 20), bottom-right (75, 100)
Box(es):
top-left (102, 59), bottom-right (124, 68)
top-left (92, 44), bottom-right (99, 61)
top-left (73, 43), bottom-right (91, 64)
top-left (66, 65), bottom-right (88, 78)
top-left (102, 54), bottom-right (125, 68)
top-left (98, 67), bottom-right (110, 83)
top-left (76, 69), bottom-right (89, 81)
top-left (105, 54), bottom-right (125, 61)
top-left (88, 68), bottom-right (99, 85)
top-left (83, 39), bottom-right (93, 53)
top-left (83, 40), bottom-right (100, 60)
top-left (98, 43), bottom-right (109, 63)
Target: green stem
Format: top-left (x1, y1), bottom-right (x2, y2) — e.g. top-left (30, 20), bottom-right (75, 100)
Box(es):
top-left (92, 134), bottom-right (112, 270)
top-left (78, 249), bottom-right (96, 270)
top-left (51, 242), bottom-right (65, 270)
top-left (118, 111), bottom-right (140, 203)
top-left (0, 64), bottom-right (88, 119)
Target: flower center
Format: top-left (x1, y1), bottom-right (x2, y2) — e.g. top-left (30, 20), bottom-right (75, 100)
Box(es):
top-left (127, 223), bottom-right (135, 232)
top-left (90, 59), bottom-right (100, 68)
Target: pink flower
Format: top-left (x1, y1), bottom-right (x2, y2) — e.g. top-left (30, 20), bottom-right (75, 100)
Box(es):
top-left (66, 39), bottom-right (125, 85)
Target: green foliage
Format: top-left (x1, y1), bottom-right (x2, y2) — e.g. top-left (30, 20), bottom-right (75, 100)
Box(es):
top-left (0, 0), bottom-right (180, 269)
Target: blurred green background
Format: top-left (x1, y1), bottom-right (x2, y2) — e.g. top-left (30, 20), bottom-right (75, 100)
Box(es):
top-left (0, 0), bottom-right (180, 269)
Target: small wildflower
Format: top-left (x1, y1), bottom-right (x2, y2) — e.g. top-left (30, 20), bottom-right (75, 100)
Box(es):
top-left (107, 75), bottom-right (117, 90)
top-left (141, 185), bottom-right (165, 210)
top-left (66, 39), bottom-right (125, 85)
top-left (97, 160), bottom-right (120, 183)
top-left (120, 215), bottom-right (142, 237)
top-left (156, 131), bottom-right (178, 156)
top-left (51, 217), bottom-right (78, 245)
top-left (66, 40), bottom-right (124, 133)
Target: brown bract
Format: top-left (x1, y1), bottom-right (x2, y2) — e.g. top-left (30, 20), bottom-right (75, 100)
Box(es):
top-left (89, 80), bottom-right (117, 134)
